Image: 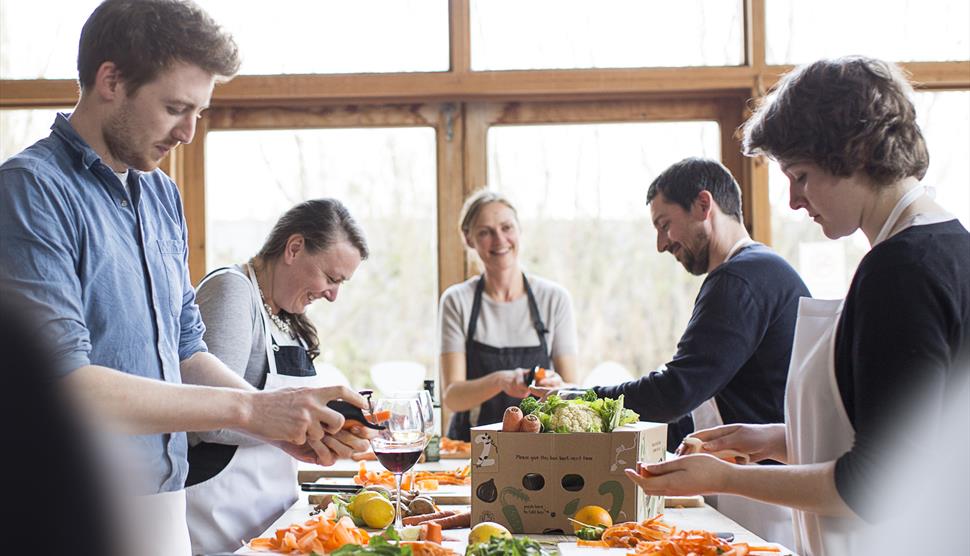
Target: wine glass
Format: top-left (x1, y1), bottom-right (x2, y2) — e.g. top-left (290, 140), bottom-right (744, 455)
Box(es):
top-left (369, 391), bottom-right (431, 529)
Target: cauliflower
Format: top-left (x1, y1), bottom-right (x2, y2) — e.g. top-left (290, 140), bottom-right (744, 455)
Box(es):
top-left (548, 404), bottom-right (603, 433)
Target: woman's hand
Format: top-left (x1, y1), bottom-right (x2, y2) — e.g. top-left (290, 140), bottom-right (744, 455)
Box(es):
top-left (624, 454), bottom-right (733, 496)
top-left (676, 423), bottom-right (788, 464)
top-left (534, 369), bottom-right (564, 388)
top-left (494, 369), bottom-right (533, 398)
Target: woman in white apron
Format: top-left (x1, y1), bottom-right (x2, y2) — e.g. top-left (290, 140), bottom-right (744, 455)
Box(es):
top-left (185, 199), bottom-right (373, 555)
top-left (624, 56), bottom-right (969, 556)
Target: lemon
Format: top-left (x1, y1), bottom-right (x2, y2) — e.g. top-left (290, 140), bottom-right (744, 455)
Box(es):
top-left (359, 497), bottom-right (395, 529)
top-left (348, 491), bottom-right (385, 516)
top-left (572, 505), bottom-right (612, 533)
top-left (468, 521), bottom-right (512, 545)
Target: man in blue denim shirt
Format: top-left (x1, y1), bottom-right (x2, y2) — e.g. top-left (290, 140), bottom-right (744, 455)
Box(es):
top-left (0, 1), bottom-right (370, 553)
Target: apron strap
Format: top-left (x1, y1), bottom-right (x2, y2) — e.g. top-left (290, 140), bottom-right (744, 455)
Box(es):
top-left (245, 263), bottom-right (279, 376)
top-left (197, 266), bottom-right (249, 289)
top-left (466, 273), bottom-right (550, 352)
top-left (466, 276), bottom-right (487, 350)
top-left (522, 274), bottom-right (550, 352)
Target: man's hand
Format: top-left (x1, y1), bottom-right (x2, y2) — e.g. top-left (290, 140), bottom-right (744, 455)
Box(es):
top-left (243, 385), bottom-right (367, 444)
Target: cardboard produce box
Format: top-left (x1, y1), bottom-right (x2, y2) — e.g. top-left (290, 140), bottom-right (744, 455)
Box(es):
top-left (469, 421), bottom-right (667, 534)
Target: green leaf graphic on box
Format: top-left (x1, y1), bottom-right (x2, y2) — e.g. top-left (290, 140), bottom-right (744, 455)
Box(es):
top-left (598, 480), bottom-right (624, 520)
top-left (500, 486), bottom-right (529, 533)
top-left (563, 497), bottom-right (580, 517)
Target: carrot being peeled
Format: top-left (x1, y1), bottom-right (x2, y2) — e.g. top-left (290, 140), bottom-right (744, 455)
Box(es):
top-left (366, 409), bottom-right (392, 424)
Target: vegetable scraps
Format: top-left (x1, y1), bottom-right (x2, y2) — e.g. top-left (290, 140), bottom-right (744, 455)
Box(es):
top-left (576, 514), bottom-right (782, 555)
top-left (247, 515), bottom-right (369, 554)
top-left (331, 526), bottom-right (458, 556)
top-left (518, 389), bottom-right (639, 433)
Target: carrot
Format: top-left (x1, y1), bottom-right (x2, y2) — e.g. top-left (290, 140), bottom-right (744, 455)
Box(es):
top-left (248, 513), bottom-right (369, 553)
top-left (534, 367), bottom-right (547, 381)
top-left (366, 409), bottom-right (392, 424)
top-left (425, 509), bottom-right (471, 529)
top-left (518, 414), bottom-right (541, 432)
top-left (402, 510), bottom-right (457, 526)
top-left (502, 406), bottom-right (524, 432)
top-left (425, 520), bottom-right (443, 543)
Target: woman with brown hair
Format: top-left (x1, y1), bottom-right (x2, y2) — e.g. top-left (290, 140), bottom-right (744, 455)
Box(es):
top-left (625, 56), bottom-right (969, 555)
top-left (184, 198), bottom-right (373, 554)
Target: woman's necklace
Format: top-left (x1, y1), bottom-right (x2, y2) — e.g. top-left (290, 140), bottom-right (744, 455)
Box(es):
top-left (250, 262), bottom-right (294, 338)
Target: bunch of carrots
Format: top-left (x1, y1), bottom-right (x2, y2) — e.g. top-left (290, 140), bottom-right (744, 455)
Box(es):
top-left (247, 515), bottom-right (369, 554)
top-left (577, 515), bottom-right (781, 556)
top-left (352, 463), bottom-right (471, 490)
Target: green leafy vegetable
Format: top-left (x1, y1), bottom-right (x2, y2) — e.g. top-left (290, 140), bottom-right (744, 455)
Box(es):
top-left (519, 396), bottom-right (540, 416)
top-left (464, 536), bottom-right (555, 555)
top-left (576, 525), bottom-right (606, 541)
top-left (519, 392), bottom-right (639, 433)
top-left (331, 527), bottom-right (412, 555)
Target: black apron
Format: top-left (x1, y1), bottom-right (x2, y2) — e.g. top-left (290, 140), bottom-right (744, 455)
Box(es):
top-left (185, 266), bottom-right (317, 486)
top-left (446, 273), bottom-right (552, 441)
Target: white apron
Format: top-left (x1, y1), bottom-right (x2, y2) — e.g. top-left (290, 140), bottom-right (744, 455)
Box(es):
top-left (124, 489), bottom-right (192, 556)
top-left (689, 239), bottom-right (796, 548)
top-left (185, 265), bottom-right (331, 554)
top-left (785, 185), bottom-right (928, 555)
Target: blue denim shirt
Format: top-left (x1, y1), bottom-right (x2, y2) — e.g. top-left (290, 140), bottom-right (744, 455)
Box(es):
top-left (0, 113), bottom-right (207, 493)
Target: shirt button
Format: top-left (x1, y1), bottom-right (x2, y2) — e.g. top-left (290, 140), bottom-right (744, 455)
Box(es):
top-left (120, 199), bottom-right (128, 208)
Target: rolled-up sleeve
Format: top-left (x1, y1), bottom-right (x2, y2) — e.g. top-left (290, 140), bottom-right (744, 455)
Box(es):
top-left (0, 169), bottom-right (91, 375)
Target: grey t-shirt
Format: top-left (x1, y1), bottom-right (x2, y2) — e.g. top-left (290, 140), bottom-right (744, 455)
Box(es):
top-left (188, 263), bottom-right (298, 447)
top-left (438, 274), bottom-right (578, 360)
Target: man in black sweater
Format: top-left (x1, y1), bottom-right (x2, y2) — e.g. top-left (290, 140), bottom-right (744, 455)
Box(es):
top-left (592, 157), bottom-right (809, 451)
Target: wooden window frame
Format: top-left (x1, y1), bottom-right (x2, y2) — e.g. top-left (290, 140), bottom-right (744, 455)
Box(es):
top-left (2, 0), bottom-right (967, 291)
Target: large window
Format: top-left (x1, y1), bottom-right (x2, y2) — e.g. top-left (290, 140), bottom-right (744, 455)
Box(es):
top-left (0, 1), bottom-right (98, 80)
top-left (471, 0), bottom-right (744, 70)
top-left (0, 0), bottom-right (448, 79)
top-left (205, 127), bottom-right (439, 390)
top-left (0, 109), bottom-right (63, 161)
top-left (202, 0), bottom-right (449, 75)
top-left (487, 121), bottom-right (720, 384)
top-left (766, 0), bottom-right (970, 64)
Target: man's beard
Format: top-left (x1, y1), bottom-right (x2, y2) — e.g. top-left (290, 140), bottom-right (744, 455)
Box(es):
top-left (677, 229), bottom-right (710, 276)
top-left (103, 103), bottom-right (157, 172)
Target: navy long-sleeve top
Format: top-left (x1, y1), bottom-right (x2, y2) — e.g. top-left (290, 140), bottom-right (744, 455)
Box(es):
top-left (595, 244), bottom-right (810, 443)
top-left (833, 219), bottom-right (970, 521)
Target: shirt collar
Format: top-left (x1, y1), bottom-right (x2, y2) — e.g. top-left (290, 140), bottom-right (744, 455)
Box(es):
top-left (50, 111), bottom-right (143, 180)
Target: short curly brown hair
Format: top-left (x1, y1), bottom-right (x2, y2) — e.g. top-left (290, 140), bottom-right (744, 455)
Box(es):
top-left (742, 56), bottom-right (928, 186)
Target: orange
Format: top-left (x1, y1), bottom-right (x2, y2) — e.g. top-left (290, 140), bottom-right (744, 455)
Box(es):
top-left (572, 505), bottom-right (613, 533)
